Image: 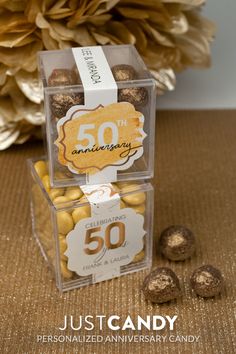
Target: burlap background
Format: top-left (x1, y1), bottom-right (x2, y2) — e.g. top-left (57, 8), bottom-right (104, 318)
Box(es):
top-left (0, 110), bottom-right (236, 353)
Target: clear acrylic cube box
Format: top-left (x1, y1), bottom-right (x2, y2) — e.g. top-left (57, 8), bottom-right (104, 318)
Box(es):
top-left (28, 157), bottom-right (154, 292)
top-left (38, 45), bottom-right (156, 188)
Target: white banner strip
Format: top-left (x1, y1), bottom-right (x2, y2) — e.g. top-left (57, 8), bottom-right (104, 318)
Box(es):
top-left (72, 46), bottom-right (117, 106)
top-left (80, 183), bottom-right (120, 216)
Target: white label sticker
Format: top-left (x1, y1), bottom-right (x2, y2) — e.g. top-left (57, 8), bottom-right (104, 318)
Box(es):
top-left (65, 184), bottom-right (145, 279)
top-left (65, 208), bottom-right (145, 278)
top-left (80, 183), bottom-right (120, 215)
top-left (72, 46), bottom-right (117, 106)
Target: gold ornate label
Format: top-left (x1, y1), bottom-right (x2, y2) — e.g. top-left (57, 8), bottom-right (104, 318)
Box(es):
top-left (55, 102), bottom-right (146, 182)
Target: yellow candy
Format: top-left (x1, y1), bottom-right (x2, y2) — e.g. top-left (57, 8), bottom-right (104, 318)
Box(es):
top-left (59, 237), bottom-right (67, 253)
top-left (59, 237), bottom-right (68, 261)
top-left (116, 182), bottom-right (130, 188)
top-left (60, 260), bottom-right (73, 279)
top-left (111, 183), bottom-right (120, 193)
top-left (121, 184), bottom-right (140, 193)
top-left (120, 200), bottom-right (126, 209)
top-left (53, 196), bottom-right (70, 206)
top-left (34, 160), bottom-right (48, 179)
top-left (65, 187), bottom-right (83, 200)
top-left (72, 206), bottom-right (90, 224)
top-left (122, 185), bottom-right (146, 206)
top-left (79, 195), bottom-right (88, 204)
top-left (42, 175), bottom-right (51, 193)
top-left (133, 249), bottom-right (145, 263)
top-left (54, 171), bottom-right (67, 179)
top-left (57, 211), bottom-right (74, 235)
top-left (49, 188), bottom-right (64, 201)
top-left (132, 203), bottom-right (146, 215)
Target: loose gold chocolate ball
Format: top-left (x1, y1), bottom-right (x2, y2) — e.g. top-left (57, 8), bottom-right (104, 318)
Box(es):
top-left (118, 87), bottom-right (148, 107)
top-left (142, 267), bottom-right (181, 303)
top-left (48, 68), bottom-right (77, 87)
top-left (160, 225), bottom-right (196, 261)
top-left (190, 265), bottom-right (223, 298)
top-left (111, 64), bottom-right (136, 81)
top-left (50, 92), bottom-right (84, 118)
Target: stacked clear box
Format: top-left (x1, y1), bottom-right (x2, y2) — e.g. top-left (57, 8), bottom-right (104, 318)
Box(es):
top-left (38, 45), bottom-right (156, 187)
top-left (29, 157), bottom-right (154, 292)
top-left (29, 45), bottom-right (156, 292)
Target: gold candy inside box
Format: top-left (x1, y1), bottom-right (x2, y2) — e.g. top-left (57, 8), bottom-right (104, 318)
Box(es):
top-left (38, 45), bottom-right (156, 188)
top-left (29, 158), bottom-right (154, 292)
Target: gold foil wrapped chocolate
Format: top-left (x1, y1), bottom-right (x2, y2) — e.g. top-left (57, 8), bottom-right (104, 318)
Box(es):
top-left (190, 265), bottom-right (224, 298)
top-left (48, 69), bottom-right (77, 87)
top-left (142, 267), bottom-right (181, 303)
top-left (111, 65), bottom-right (136, 82)
top-left (0, 0), bottom-right (215, 148)
top-left (50, 93), bottom-right (84, 119)
top-left (159, 225), bottom-right (196, 261)
top-left (118, 87), bottom-right (148, 107)
top-left (48, 68), bottom-right (84, 119)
